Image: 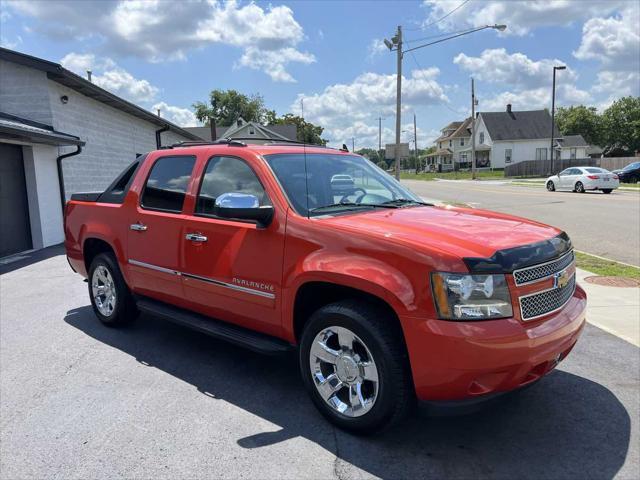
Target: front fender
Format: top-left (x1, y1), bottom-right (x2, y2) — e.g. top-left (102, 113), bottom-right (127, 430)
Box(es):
top-left (282, 252), bottom-right (419, 339)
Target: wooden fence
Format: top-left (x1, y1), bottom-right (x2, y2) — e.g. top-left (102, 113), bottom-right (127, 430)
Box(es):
top-left (505, 157), bottom-right (639, 177)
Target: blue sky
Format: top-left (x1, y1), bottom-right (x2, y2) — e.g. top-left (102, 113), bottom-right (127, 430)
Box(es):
top-left (1, 0), bottom-right (638, 148)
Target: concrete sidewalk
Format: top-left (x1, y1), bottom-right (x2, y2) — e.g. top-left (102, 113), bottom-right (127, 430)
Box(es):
top-left (577, 268), bottom-right (640, 347)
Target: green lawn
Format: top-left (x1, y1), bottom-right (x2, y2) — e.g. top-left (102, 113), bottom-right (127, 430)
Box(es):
top-left (575, 252), bottom-right (640, 278)
top-left (400, 170), bottom-right (505, 181)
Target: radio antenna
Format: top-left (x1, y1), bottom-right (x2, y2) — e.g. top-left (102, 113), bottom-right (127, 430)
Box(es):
top-left (301, 97), bottom-right (310, 218)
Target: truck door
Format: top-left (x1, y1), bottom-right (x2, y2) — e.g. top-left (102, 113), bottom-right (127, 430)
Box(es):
top-left (127, 154), bottom-right (196, 304)
top-left (180, 154), bottom-right (285, 337)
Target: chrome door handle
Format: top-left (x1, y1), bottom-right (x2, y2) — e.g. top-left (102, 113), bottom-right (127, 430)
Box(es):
top-left (130, 223), bottom-right (147, 231)
top-left (185, 233), bottom-right (208, 242)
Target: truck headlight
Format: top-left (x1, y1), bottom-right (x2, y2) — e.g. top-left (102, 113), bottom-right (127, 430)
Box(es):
top-left (431, 272), bottom-right (513, 320)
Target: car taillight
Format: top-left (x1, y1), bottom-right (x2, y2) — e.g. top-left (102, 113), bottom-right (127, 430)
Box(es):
top-left (587, 175), bottom-right (599, 179)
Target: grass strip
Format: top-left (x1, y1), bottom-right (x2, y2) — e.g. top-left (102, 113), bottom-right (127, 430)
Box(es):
top-left (575, 251), bottom-right (640, 278)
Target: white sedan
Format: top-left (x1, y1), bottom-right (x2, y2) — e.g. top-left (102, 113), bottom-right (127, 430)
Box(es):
top-left (546, 167), bottom-right (619, 194)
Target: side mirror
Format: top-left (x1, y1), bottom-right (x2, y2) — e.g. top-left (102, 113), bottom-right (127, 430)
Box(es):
top-left (214, 192), bottom-right (274, 227)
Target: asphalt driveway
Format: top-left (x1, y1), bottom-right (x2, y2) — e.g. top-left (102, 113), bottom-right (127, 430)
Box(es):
top-left (1, 246), bottom-right (639, 479)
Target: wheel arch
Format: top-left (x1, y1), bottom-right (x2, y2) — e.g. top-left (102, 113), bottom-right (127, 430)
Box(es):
top-left (290, 280), bottom-right (406, 346)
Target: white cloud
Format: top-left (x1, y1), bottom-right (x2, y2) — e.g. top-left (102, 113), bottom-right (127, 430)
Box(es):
top-left (152, 102), bottom-right (199, 127)
top-left (8, 0), bottom-right (314, 82)
top-left (479, 84), bottom-right (591, 112)
top-left (422, 0), bottom-right (626, 36)
top-left (573, 6), bottom-right (640, 100)
top-left (237, 47), bottom-right (315, 83)
top-left (61, 53), bottom-right (158, 103)
top-left (367, 38), bottom-right (388, 60)
top-left (292, 68), bottom-right (447, 147)
top-left (454, 49), bottom-right (578, 89)
top-left (573, 7), bottom-right (640, 69)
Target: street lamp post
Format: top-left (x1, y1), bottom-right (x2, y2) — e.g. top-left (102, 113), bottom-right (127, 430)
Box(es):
top-left (550, 65), bottom-right (566, 175)
top-left (385, 24), bottom-right (506, 181)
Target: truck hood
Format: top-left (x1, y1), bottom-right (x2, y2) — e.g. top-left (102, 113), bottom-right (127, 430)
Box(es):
top-left (322, 205), bottom-right (563, 261)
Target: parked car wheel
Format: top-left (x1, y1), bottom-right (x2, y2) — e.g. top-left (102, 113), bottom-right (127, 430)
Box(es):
top-left (299, 300), bottom-right (413, 434)
top-left (546, 181), bottom-right (556, 192)
top-left (602, 189), bottom-right (613, 194)
top-left (88, 252), bottom-right (137, 326)
top-left (575, 181), bottom-right (585, 193)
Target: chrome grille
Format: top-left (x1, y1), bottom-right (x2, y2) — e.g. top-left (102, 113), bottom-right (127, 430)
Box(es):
top-left (513, 250), bottom-right (575, 285)
top-left (519, 274), bottom-right (576, 320)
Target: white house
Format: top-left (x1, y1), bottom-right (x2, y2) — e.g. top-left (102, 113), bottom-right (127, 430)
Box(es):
top-left (0, 47), bottom-right (199, 257)
top-left (428, 105), bottom-right (589, 171)
top-left (471, 105), bottom-right (588, 168)
top-left (185, 117), bottom-right (297, 143)
top-left (425, 118), bottom-right (473, 171)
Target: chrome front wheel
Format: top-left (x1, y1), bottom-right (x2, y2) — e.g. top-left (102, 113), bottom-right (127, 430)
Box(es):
top-left (91, 265), bottom-right (117, 317)
top-left (309, 326), bottom-right (379, 417)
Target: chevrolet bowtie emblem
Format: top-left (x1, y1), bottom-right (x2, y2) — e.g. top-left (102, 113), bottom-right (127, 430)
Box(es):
top-left (554, 269), bottom-right (571, 289)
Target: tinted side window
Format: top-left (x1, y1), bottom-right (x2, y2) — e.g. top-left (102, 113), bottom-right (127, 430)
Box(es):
top-left (196, 156), bottom-right (269, 215)
top-left (141, 156), bottom-right (195, 212)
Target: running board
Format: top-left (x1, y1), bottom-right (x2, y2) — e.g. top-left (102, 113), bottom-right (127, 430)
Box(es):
top-left (136, 297), bottom-right (293, 355)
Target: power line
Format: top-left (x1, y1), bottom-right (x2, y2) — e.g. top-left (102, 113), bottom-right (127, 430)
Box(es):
top-left (403, 41), bottom-right (464, 116)
top-left (405, 0), bottom-right (470, 32)
top-left (406, 26), bottom-right (481, 44)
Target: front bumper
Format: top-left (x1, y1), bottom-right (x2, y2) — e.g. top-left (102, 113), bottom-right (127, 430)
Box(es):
top-left (404, 284), bottom-right (587, 401)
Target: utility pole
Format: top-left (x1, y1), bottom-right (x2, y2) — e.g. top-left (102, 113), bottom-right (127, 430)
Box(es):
top-left (384, 23), bottom-right (506, 181)
top-left (550, 65), bottom-right (566, 175)
top-left (471, 78), bottom-right (476, 180)
top-left (413, 113), bottom-right (418, 174)
top-left (394, 25), bottom-right (402, 180)
top-left (352, 137), bottom-right (355, 153)
top-left (378, 116), bottom-right (382, 162)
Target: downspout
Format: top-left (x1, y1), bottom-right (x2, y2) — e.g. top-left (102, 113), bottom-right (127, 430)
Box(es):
top-left (156, 125), bottom-right (170, 148)
top-left (57, 145), bottom-right (82, 214)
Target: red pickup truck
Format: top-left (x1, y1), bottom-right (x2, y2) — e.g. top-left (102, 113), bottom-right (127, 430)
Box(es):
top-left (65, 141), bottom-right (586, 433)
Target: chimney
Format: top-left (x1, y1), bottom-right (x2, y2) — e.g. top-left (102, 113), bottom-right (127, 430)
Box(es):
top-left (157, 108), bottom-right (161, 117)
top-left (506, 104), bottom-right (512, 113)
top-left (209, 117), bottom-right (217, 141)
top-left (237, 118), bottom-right (243, 127)
top-left (86, 70), bottom-right (92, 82)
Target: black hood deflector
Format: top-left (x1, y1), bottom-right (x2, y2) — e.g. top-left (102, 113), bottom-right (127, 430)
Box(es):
top-left (464, 232), bottom-right (572, 274)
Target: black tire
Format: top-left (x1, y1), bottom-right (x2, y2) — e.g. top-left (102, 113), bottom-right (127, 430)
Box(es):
top-left (299, 300), bottom-right (413, 434)
top-left (575, 181), bottom-right (585, 193)
top-left (546, 181), bottom-right (555, 192)
top-left (88, 252), bottom-right (138, 327)
top-left (602, 189), bottom-right (612, 194)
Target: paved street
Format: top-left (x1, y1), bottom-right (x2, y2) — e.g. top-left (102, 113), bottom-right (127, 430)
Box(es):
top-left (403, 180), bottom-right (640, 266)
top-left (1, 247), bottom-right (639, 479)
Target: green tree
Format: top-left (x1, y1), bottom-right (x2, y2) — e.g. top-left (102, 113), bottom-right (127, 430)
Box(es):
top-left (555, 105), bottom-right (603, 146)
top-left (271, 114), bottom-right (327, 145)
top-left (601, 96), bottom-right (640, 155)
top-left (193, 90), bottom-right (270, 126)
top-left (355, 148), bottom-right (379, 159)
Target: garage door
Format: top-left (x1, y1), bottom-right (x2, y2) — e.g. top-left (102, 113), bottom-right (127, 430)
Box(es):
top-left (0, 143), bottom-right (32, 257)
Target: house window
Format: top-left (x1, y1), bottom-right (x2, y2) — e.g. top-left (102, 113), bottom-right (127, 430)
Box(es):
top-left (505, 149), bottom-right (512, 164)
top-left (460, 153), bottom-right (467, 163)
top-left (479, 132), bottom-right (485, 144)
top-left (460, 138), bottom-right (464, 146)
top-left (535, 148), bottom-right (548, 161)
top-left (449, 140), bottom-right (452, 147)
top-left (439, 142), bottom-right (442, 149)
top-left (570, 148), bottom-right (577, 159)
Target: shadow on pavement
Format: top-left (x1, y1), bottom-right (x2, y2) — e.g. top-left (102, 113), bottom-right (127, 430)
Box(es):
top-left (0, 244), bottom-right (65, 275)
top-left (65, 306), bottom-right (631, 479)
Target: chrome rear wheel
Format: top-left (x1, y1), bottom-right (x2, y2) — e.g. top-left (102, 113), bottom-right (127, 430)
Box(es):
top-left (92, 265), bottom-right (117, 317)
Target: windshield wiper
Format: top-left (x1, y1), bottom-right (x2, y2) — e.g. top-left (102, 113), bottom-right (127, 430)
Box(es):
top-left (309, 202), bottom-right (398, 213)
top-left (379, 198), bottom-right (430, 207)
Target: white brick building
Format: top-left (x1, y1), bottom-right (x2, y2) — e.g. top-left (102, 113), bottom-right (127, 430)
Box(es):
top-left (0, 48), bottom-right (199, 257)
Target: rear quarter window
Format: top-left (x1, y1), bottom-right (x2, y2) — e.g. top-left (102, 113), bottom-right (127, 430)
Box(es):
top-left (141, 155), bottom-right (196, 213)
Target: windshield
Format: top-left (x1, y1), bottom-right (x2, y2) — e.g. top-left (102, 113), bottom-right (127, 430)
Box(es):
top-left (264, 153), bottom-right (424, 216)
top-left (624, 162), bottom-right (640, 171)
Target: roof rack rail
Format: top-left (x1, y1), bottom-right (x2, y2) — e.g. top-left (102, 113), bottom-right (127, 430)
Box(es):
top-left (169, 139), bottom-right (247, 148)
